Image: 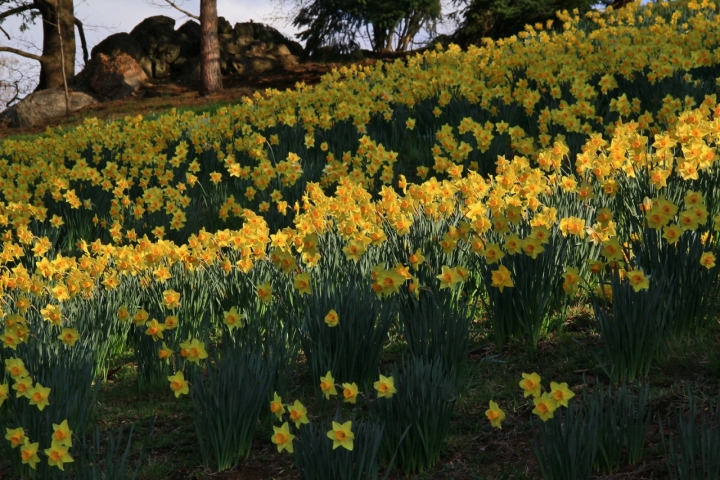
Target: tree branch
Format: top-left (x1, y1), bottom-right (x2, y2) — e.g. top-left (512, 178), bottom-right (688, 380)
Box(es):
top-left (74, 16), bottom-right (88, 63)
top-left (0, 3), bottom-right (35, 22)
top-left (0, 46), bottom-right (43, 62)
top-left (0, 25), bottom-right (10, 40)
top-left (163, 0), bottom-right (199, 20)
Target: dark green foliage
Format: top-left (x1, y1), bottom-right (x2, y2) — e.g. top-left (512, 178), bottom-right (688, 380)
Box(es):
top-left (190, 339), bottom-right (276, 471)
top-left (584, 382), bottom-right (652, 473)
top-left (661, 392), bottom-right (720, 480)
top-left (592, 269), bottom-right (673, 383)
top-left (373, 355), bottom-right (456, 475)
top-left (532, 400), bottom-right (599, 480)
top-left (293, 417), bottom-right (385, 480)
top-left (451, 0), bottom-right (596, 45)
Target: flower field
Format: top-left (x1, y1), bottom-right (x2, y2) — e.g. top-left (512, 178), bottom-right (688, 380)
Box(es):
top-left (2, 0), bottom-right (720, 478)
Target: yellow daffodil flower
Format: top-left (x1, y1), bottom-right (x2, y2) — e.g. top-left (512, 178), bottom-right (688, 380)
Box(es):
top-left (20, 439), bottom-right (40, 470)
top-left (327, 420), bottom-right (354, 451)
top-left (485, 400), bottom-right (506, 429)
top-left (5, 427), bottom-right (26, 448)
top-left (374, 374), bottom-right (396, 399)
top-left (342, 382), bottom-right (359, 404)
top-left (51, 420), bottom-right (73, 447)
top-left (324, 309), bottom-right (339, 327)
top-left (549, 382), bottom-right (575, 408)
top-left (532, 393), bottom-right (558, 422)
top-left (319, 371), bottom-right (337, 399)
top-left (45, 441), bottom-right (74, 471)
top-left (223, 307), bottom-right (243, 331)
top-left (519, 372), bottom-right (542, 398)
top-left (288, 400), bottom-right (309, 428)
top-left (272, 422), bottom-right (295, 453)
top-left (270, 392), bottom-right (286, 421)
top-left (28, 383), bottom-right (51, 411)
top-left (168, 371), bottom-right (189, 398)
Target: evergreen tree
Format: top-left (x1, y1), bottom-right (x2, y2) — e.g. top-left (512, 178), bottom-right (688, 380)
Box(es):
top-left (292, 0), bottom-right (441, 55)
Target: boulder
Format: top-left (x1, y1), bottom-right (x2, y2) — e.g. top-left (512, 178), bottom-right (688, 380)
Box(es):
top-left (218, 16), bottom-right (233, 35)
top-left (232, 55), bottom-right (282, 76)
top-left (177, 20), bottom-right (201, 42)
top-left (91, 32), bottom-right (152, 77)
top-left (267, 44), bottom-right (292, 57)
top-left (4, 89), bottom-right (97, 128)
top-left (179, 56), bottom-right (201, 84)
top-left (285, 40), bottom-right (304, 57)
top-left (129, 15), bottom-right (184, 78)
top-left (89, 53), bottom-right (147, 100)
top-left (280, 54), bottom-right (299, 67)
top-left (233, 22), bottom-right (253, 38)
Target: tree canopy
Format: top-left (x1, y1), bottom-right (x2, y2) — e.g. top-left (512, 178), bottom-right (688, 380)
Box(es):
top-left (291, 0), bottom-right (441, 55)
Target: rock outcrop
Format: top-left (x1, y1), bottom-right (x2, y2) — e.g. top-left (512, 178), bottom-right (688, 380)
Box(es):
top-left (88, 53), bottom-right (148, 100)
top-left (2, 89), bottom-right (97, 128)
top-left (78, 15), bottom-right (304, 90)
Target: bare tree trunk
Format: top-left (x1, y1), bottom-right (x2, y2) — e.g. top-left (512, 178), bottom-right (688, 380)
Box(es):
top-left (36, 0), bottom-right (76, 90)
top-left (199, 0), bottom-right (222, 96)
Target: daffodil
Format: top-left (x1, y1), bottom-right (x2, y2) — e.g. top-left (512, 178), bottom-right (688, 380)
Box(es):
top-left (45, 441), bottom-right (74, 471)
top-left (5, 427), bottom-right (26, 448)
top-left (58, 328), bottom-right (80, 346)
top-left (257, 282), bottom-right (273, 303)
top-left (272, 422), bottom-right (295, 453)
top-left (28, 383), bottom-right (51, 411)
top-left (549, 382), bottom-right (575, 408)
top-left (12, 376), bottom-right (33, 399)
top-left (20, 439), bottom-right (40, 470)
top-left (559, 269), bottom-right (579, 298)
top-left (485, 401), bottom-right (506, 429)
top-left (117, 304), bottom-right (130, 322)
top-left (179, 338), bottom-right (208, 364)
top-left (270, 392), bottom-right (286, 421)
top-left (319, 371), bottom-right (337, 399)
top-left (5, 358), bottom-right (28, 379)
top-left (436, 265), bottom-right (463, 290)
top-left (168, 371), bottom-right (189, 398)
top-left (324, 309), bottom-right (339, 327)
top-left (293, 273), bottom-right (312, 295)
top-left (491, 265), bottom-right (514, 292)
top-left (144, 319), bottom-right (166, 341)
top-left (700, 252), bottom-right (716, 269)
top-left (162, 289), bottom-right (181, 309)
top-left (288, 400), bottom-right (309, 428)
top-left (532, 393), bottom-right (558, 422)
top-left (327, 421), bottom-right (354, 451)
top-left (164, 315), bottom-right (179, 330)
top-left (223, 307), bottom-right (243, 331)
top-left (626, 269), bottom-right (649, 292)
top-left (342, 382), bottom-right (359, 404)
top-left (51, 420), bottom-right (73, 447)
top-left (374, 374), bottom-right (396, 399)
top-left (158, 342), bottom-right (173, 362)
top-left (0, 383), bottom-right (8, 407)
top-left (519, 372), bottom-right (542, 398)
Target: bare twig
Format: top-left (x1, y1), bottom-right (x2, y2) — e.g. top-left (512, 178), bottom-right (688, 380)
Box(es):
top-left (0, 46), bottom-right (43, 62)
top-left (0, 3), bottom-right (34, 23)
top-left (146, 0), bottom-right (199, 20)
